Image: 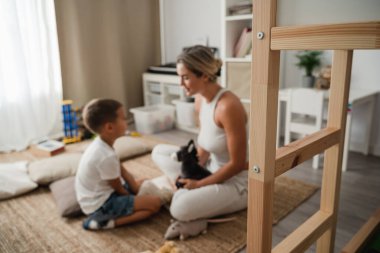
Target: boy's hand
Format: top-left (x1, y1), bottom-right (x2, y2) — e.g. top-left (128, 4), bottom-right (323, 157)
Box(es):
top-left (108, 178), bottom-right (129, 195)
top-left (120, 165), bottom-right (140, 194)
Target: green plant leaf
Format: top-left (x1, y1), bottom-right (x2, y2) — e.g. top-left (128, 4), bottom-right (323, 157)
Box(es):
top-left (295, 50), bottom-right (323, 76)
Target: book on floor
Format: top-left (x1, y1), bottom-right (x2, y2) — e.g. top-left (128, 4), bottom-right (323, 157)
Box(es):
top-left (30, 140), bottom-right (65, 157)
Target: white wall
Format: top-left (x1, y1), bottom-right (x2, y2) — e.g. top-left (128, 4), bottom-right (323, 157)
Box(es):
top-left (161, 0), bottom-right (221, 63)
top-left (277, 0), bottom-right (380, 155)
top-left (350, 50), bottom-right (380, 155)
top-left (162, 0), bottom-right (380, 155)
top-left (277, 0), bottom-right (380, 88)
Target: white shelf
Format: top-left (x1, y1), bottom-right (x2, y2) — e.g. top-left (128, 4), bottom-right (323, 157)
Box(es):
top-left (225, 14), bottom-right (252, 21)
top-left (142, 73), bottom-right (198, 134)
top-left (147, 93), bottom-right (162, 105)
top-left (143, 73), bottom-right (182, 104)
top-left (240, 98), bottom-right (251, 104)
top-left (222, 0), bottom-right (253, 93)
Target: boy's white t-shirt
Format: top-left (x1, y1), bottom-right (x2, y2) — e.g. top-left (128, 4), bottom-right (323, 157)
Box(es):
top-left (75, 137), bottom-right (122, 214)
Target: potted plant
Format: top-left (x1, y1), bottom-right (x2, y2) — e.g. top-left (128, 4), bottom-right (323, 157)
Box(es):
top-left (295, 50), bottom-right (323, 87)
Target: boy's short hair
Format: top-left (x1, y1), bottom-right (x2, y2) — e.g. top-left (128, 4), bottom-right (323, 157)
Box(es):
top-left (82, 98), bottom-right (122, 134)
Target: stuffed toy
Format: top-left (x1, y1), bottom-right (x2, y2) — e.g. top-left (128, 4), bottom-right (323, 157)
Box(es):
top-left (139, 241), bottom-right (181, 253)
top-left (155, 241), bottom-right (181, 253)
top-left (171, 139), bottom-right (211, 188)
top-left (164, 217), bottom-right (236, 240)
top-left (315, 65), bottom-right (331, 89)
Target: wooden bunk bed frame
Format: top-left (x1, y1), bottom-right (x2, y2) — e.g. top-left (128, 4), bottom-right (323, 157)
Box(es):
top-left (247, 0), bottom-right (380, 252)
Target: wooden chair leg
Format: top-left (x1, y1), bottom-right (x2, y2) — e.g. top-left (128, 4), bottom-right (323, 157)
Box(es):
top-left (312, 155), bottom-right (319, 169)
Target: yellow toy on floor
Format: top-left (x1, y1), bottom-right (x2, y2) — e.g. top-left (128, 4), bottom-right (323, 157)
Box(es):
top-left (156, 241), bottom-right (182, 253)
top-left (139, 241), bottom-right (182, 253)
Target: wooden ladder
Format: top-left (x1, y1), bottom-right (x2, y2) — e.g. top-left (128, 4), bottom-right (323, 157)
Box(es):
top-left (247, 0), bottom-right (380, 252)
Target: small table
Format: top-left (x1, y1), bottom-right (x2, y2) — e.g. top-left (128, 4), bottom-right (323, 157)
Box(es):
top-left (277, 87), bottom-right (379, 171)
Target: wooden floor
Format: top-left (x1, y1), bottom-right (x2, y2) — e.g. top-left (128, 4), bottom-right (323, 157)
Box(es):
top-left (151, 128), bottom-right (380, 253)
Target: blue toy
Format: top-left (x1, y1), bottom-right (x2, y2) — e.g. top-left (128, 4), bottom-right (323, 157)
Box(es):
top-left (62, 100), bottom-right (81, 144)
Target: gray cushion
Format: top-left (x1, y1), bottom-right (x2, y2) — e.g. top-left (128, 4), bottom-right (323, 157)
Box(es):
top-left (49, 176), bottom-right (82, 217)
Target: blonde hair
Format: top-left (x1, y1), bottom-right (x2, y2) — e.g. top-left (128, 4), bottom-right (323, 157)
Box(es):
top-left (177, 45), bottom-right (222, 83)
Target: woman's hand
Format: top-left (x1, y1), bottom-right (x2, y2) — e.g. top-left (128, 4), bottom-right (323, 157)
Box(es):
top-left (177, 178), bottom-right (200, 189)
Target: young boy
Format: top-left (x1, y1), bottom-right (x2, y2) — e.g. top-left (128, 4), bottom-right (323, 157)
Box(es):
top-left (75, 98), bottom-right (161, 230)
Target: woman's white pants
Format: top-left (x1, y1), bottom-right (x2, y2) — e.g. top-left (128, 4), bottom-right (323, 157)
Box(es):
top-left (151, 144), bottom-right (247, 221)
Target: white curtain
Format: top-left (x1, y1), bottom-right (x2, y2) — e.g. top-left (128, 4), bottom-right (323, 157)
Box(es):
top-left (0, 0), bottom-right (63, 152)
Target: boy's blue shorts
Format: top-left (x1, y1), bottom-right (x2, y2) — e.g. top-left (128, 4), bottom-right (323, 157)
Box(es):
top-left (86, 183), bottom-right (135, 226)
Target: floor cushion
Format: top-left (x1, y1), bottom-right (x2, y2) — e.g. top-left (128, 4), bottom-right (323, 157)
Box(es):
top-left (28, 153), bottom-right (82, 185)
top-left (28, 137), bottom-right (151, 185)
top-left (113, 136), bottom-right (152, 160)
top-left (49, 176), bottom-right (82, 217)
top-left (0, 161), bottom-right (38, 200)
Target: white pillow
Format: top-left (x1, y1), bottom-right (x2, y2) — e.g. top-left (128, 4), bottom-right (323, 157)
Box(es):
top-left (27, 137), bottom-right (150, 185)
top-left (113, 136), bottom-right (152, 160)
top-left (28, 153), bottom-right (82, 185)
top-left (0, 161), bottom-right (38, 200)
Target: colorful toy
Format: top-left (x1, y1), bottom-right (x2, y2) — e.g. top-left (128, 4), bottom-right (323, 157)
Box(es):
top-left (126, 130), bottom-right (141, 137)
top-left (139, 241), bottom-right (181, 253)
top-left (156, 241), bottom-right (182, 253)
top-left (62, 100), bottom-right (81, 144)
top-left (315, 65), bottom-right (331, 90)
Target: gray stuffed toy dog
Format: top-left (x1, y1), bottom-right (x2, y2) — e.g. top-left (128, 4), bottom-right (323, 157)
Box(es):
top-left (164, 217), bottom-right (236, 240)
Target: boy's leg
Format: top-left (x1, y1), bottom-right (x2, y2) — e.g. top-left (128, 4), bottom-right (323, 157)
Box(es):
top-left (84, 195), bottom-right (161, 230)
top-left (114, 195), bottom-right (161, 226)
top-left (137, 179), bottom-right (174, 205)
top-left (151, 144), bottom-right (181, 183)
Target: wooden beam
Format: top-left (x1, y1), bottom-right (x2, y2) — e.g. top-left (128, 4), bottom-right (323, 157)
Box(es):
top-left (247, 0), bottom-right (279, 252)
top-left (272, 211), bottom-right (333, 253)
top-left (317, 50), bottom-right (353, 253)
top-left (341, 208), bottom-right (380, 253)
top-left (271, 21), bottom-right (380, 50)
top-left (275, 127), bottom-right (340, 177)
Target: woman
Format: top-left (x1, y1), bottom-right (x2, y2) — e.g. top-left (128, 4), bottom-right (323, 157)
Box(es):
top-left (152, 45), bottom-right (248, 221)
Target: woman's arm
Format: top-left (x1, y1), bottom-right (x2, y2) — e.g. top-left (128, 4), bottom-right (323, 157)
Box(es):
top-left (179, 92), bottom-right (247, 189)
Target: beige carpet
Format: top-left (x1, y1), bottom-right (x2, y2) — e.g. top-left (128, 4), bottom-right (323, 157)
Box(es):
top-left (0, 152), bottom-right (318, 253)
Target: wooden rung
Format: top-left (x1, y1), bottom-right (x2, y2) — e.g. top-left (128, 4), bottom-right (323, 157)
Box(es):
top-left (272, 211), bottom-right (332, 253)
top-left (271, 21), bottom-right (380, 50)
top-left (341, 208), bottom-right (380, 253)
top-left (275, 127), bottom-right (340, 177)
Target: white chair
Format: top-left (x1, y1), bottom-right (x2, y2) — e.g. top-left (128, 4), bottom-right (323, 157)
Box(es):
top-left (284, 88), bottom-right (325, 169)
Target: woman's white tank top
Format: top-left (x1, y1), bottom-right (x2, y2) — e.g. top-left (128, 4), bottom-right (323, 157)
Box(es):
top-left (197, 88), bottom-right (248, 193)
top-left (197, 88), bottom-right (229, 173)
